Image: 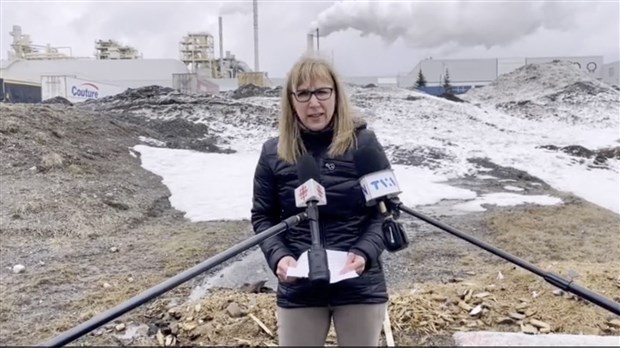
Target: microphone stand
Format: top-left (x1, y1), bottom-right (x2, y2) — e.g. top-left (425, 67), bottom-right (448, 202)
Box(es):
top-left (306, 198), bottom-right (330, 284)
top-left (38, 212), bottom-right (308, 348)
top-left (395, 203), bottom-right (620, 316)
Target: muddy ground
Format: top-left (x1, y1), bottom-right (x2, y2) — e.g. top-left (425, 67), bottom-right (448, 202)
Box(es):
top-left (1, 103), bottom-right (619, 346)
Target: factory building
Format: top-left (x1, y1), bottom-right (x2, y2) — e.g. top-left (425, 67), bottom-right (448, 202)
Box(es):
top-left (2, 58), bottom-right (190, 88)
top-left (602, 61), bottom-right (620, 87)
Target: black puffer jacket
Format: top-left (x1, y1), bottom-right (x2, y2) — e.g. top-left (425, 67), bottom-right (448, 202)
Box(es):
top-left (251, 121), bottom-right (390, 308)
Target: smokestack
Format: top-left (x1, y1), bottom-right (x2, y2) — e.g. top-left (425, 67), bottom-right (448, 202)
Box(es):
top-left (253, 0), bottom-right (259, 72)
top-left (218, 16), bottom-right (224, 76)
top-left (307, 33), bottom-right (314, 53)
top-left (316, 28), bottom-right (319, 52)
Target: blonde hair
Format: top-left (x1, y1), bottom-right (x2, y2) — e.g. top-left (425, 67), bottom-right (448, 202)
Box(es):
top-left (277, 54), bottom-right (357, 164)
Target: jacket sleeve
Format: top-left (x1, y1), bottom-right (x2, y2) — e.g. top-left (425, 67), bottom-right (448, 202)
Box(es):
top-left (349, 130), bottom-right (390, 271)
top-left (251, 142), bottom-right (294, 274)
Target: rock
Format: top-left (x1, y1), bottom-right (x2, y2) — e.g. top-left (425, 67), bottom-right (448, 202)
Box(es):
top-left (127, 277), bottom-right (134, 283)
top-left (169, 323), bottom-right (178, 336)
top-left (608, 319), bottom-right (620, 328)
top-left (226, 302), bottom-right (244, 318)
top-left (239, 280), bottom-right (272, 294)
top-left (115, 323), bottom-right (126, 331)
top-left (39, 152), bottom-right (63, 172)
top-left (12, 264), bottom-right (25, 274)
top-left (110, 246), bottom-right (119, 253)
top-left (525, 309), bottom-right (537, 317)
top-left (509, 312), bottom-right (526, 321)
top-left (103, 282), bottom-right (112, 289)
top-left (497, 271), bottom-right (504, 280)
top-left (168, 308), bottom-right (182, 320)
top-left (552, 289), bottom-right (564, 296)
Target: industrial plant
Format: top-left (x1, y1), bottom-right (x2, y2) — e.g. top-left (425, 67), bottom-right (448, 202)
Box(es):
top-left (0, 0), bottom-right (266, 103)
top-left (1, 0), bottom-right (618, 104)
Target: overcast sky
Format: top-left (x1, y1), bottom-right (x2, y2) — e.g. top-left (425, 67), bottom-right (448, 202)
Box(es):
top-left (1, 0), bottom-right (618, 78)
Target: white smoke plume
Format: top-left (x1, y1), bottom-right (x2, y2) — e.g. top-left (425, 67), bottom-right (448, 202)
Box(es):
top-left (310, 1), bottom-right (590, 49)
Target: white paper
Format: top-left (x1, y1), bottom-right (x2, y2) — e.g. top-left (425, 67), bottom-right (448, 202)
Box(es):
top-left (286, 249), bottom-right (359, 283)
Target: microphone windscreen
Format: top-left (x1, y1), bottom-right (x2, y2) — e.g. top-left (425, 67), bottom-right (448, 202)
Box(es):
top-left (354, 146), bottom-right (390, 176)
top-left (297, 154), bottom-right (320, 182)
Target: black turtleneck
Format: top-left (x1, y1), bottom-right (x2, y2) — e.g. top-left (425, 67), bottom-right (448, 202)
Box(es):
top-left (300, 126), bottom-right (334, 157)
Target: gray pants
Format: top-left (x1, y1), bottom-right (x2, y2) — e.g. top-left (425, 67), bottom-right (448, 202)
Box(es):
top-left (276, 303), bottom-right (387, 346)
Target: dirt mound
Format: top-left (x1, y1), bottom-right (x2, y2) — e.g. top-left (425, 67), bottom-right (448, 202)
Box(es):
top-left (538, 144), bottom-right (620, 169)
top-left (41, 96), bottom-right (73, 106)
top-left (226, 84), bottom-right (282, 99)
top-left (462, 60), bottom-right (619, 127)
top-left (0, 102), bottom-right (252, 345)
top-left (78, 85), bottom-right (278, 152)
top-left (0, 103), bottom-right (169, 238)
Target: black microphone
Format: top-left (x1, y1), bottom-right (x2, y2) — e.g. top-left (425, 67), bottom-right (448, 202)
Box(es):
top-left (354, 147), bottom-right (409, 252)
top-left (294, 154), bottom-right (330, 284)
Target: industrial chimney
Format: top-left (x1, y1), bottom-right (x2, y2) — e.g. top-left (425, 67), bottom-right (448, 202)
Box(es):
top-left (253, 0), bottom-right (259, 72)
top-left (218, 16), bottom-right (224, 77)
top-left (307, 33), bottom-right (314, 53)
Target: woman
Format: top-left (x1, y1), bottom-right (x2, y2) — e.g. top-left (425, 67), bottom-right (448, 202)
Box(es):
top-left (250, 54), bottom-right (391, 346)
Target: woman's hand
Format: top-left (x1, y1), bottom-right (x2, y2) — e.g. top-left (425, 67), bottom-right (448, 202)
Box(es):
top-left (276, 256), bottom-right (298, 283)
top-left (341, 251), bottom-right (366, 275)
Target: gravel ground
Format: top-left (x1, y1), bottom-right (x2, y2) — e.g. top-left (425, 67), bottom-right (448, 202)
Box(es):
top-left (1, 102), bottom-right (618, 346)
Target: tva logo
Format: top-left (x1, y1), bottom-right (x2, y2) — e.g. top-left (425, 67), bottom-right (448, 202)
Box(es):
top-left (370, 177), bottom-right (397, 190)
top-left (71, 83), bottom-right (99, 99)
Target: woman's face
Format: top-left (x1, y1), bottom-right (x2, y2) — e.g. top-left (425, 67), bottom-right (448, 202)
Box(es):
top-left (291, 78), bottom-right (336, 132)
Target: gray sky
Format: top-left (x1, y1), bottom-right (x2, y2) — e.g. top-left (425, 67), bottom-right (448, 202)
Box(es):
top-left (1, 0), bottom-right (618, 78)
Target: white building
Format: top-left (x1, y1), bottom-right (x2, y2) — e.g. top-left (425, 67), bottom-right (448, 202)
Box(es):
top-left (399, 55), bottom-right (606, 94)
top-left (0, 58), bottom-right (190, 89)
top-left (602, 61), bottom-right (619, 87)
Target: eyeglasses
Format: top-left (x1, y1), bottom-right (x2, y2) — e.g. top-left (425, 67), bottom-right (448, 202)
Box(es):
top-left (291, 87), bottom-right (334, 102)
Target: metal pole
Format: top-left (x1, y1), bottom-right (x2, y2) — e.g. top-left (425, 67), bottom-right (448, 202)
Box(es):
top-left (39, 213), bottom-right (307, 347)
top-left (397, 204), bottom-right (620, 316)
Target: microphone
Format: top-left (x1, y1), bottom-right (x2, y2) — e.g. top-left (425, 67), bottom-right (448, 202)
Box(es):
top-left (354, 147), bottom-right (409, 252)
top-left (294, 154), bottom-right (330, 284)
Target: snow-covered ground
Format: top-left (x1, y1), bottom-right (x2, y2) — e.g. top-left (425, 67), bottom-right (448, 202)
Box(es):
top-left (129, 60), bottom-right (618, 219)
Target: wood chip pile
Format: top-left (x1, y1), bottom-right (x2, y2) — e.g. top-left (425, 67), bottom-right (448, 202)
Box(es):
top-left (131, 263), bottom-right (619, 346)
